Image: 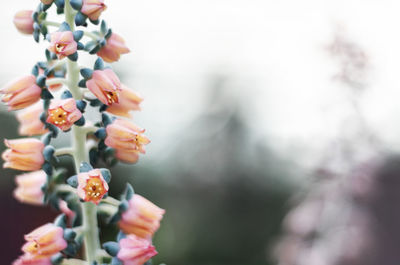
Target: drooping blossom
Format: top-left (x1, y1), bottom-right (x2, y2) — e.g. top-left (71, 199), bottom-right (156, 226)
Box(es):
top-left (40, 0), bottom-right (54, 4)
top-left (22, 223), bottom-right (67, 259)
top-left (105, 119), bottom-right (150, 163)
top-left (13, 10), bottom-right (34, 35)
top-left (59, 200), bottom-right (76, 226)
top-left (2, 138), bottom-right (44, 171)
top-left (106, 85), bottom-right (143, 118)
top-left (77, 168), bottom-right (109, 205)
top-left (0, 75), bottom-right (42, 111)
top-left (119, 194), bottom-right (165, 239)
top-left (117, 235), bottom-right (157, 265)
top-left (81, 0), bottom-right (107, 21)
top-left (86, 68), bottom-right (122, 105)
top-left (12, 255), bottom-right (51, 265)
top-left (97, 33), bottom-right (130, 63)
top-left (14, 170), bottom-right (47, 206)
top-left (48, 31), bottom-right (77, 59)
top-left (16, 103), bottom-right (47, 136)
top-left (46, 98), bottom-right (82, 131)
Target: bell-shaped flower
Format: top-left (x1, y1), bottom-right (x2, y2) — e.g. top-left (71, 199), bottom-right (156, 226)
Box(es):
top-left (77, 168), bottom-right (109, 205)
top-left (12, 255), bottom-right (51, 265)
top-left (22, 223), bottom-right (67, 259)
top-left (97, 33), bottom-right (130, 63)
top-left (105, 119), bottom-right (150, 163)
top-left (46, 98), bottom-right (82, 131)
top-left (48, 31), bottom-right (77, 59)
top-left (117, 235), bottom-right (157, 265)
top-left (14, 170), bottom-right (47, 206)
top-left (2, 138), bottom-right (44, 171)
top-left (13, 10), bottom-right (34, 35)
top-left (119, 194), bottom-right (165, 239)
top-left (81, 0), bottom-right (107, 21)
top-left (16, 103), bottom-right (47, 136)
top-left (86, 68), bottom-right (122, 105)
top-left (106, 85), bottom-right (143, 118)
top-left (0, 75), bottom-right (42, 111)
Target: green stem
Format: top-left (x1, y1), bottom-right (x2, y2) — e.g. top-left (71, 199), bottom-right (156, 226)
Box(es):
top-left (45, 77), bottom-right (69, 87)
top-left (42, 20), bottom-right (62, 27)
top-left (65, 0), bottom-right (101, 263)
top-left (83, 31), bottom-right (100, 41)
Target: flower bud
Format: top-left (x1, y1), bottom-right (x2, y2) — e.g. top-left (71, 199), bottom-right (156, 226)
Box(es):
top-left (22, 223), bottom-right (67, 259)
top-left (0, 75), bottom-right (42, 111)
top-left (48, 31), bottom-right (77, 59)
top-left (86, 68), bottom-right (122, 105)
top-left (97, 33), bottom-right (130, 63)
top-left (77, 168), bottom-right (109, 205)
top-left (106, 85), bottom-right (143, 118)
top-left (117, 235), bottom-right (157, 265)
top-left (2, 138), bottom-right (44, 171)
top-left (81, 0), bottom-right (107, 21)
top-left (13, 10), bottom-right (34, 35)
top-left (105, 119), bottom-right (150, 163)
top-left (14, 170), bottom-right (47, 205)
top-left (16, 104), bottom-right (48, 136)
top-left (119, 194), bottom-right (165, 239)
top-left (46, 98), bottom-right (82, 131)
top-left (12, 255), bottom-right (51, 265)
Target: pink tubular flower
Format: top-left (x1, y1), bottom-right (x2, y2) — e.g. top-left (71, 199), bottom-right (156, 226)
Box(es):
top-left (46, 98), bottom-right (82, 131)
top-left (13, 255), bottom-right (51, 265)
top-left (81, 0), bottom-right (107, 21)
top-left (77, 168), bottom-right (109, 205)
top-left (86, 68), bottom-right (122, 105)
top-left (97, 33), bottom-right (130, 63)
top-left (22, 223), bottom-right (67, 259)
top-left (0, 75), bottom-right (42, 111)
top-left (2, 138), bottom-right (44, 171)
top-left (17, 104), bottom-right (48, 136)
top-left (14, 170), bottom-right (47, 206)
top-left (40, 0), bottom-right (54, 4)
top-left (105, 119), bottom-right (150, 163)
top-left (48, 31), bottom-right (77, 59)
top-left (117, 235), bottom-right (157, 265)
top-left (13, 10), bottom-right (34, 35)
top-left (106, 85), bottom-right (143, 118)
top-left (59, 200), bottom-right (76, 226)
top-left (119, 194), bottom-right (165, 239)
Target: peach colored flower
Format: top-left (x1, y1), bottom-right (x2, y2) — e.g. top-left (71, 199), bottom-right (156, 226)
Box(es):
top-left (119, 194), bottom-right (165, 239)
top-left (59, 200), bottom-right (76, 226)
top-left (46, 98), bottom-right (82, 131)
top-left (13, 255), bottom-right (51, 265)
top-left (48, 31), bottom-right (77, 59)
top-left (81, 0), bottom-right (107, 21)
top-left (77, 168), bottom-right (109, 205)
top-left (0, 75), bottom-right (42, 111)
top-left (22, 223), bottom-right (67, 259)
top-left (97, 33), bottom-right (130, 63)
top-left (2, 138), bottom-right (44, 171)
top-left (86, 68), bottom-right (122, 105)
top-left (13, 10), bottom-right (34, 35)
top-left (106, 85), bottom-right (143, 118)
top-left (105, 119), bottom-right (150, 163)
top-left (14, 170), bottom-right (47, 205)
top-left (16, 104), bottom-right (48, 136)
top-left (40, 0), bottom-right (54, 4)
top-left (117, 235), bottom-right (157, 265)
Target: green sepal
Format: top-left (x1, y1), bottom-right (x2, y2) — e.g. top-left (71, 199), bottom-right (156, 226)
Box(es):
top-left (103, 242), bottom-right (120, 257)
top-left (51, 253), bottom-right (63, 265)
top-left (43, 145), bottom-right (55, 162)
top-left (100, 20), bottom-right (107, 35)
top-left (70, 0), bottom-right (82, 10)
top-left (100, 168), bottom-right (111, 183)
top-left (80, 68), bottom-right (93, 79)
top-left (123, 183), bottom-right (134, 201)
top-left (74, 116), bottom-right (85, 126)
top-left (67, 175), bottom-right (78, 188)
top-left (73, 30), bottom-right (84, 41)
top-left (41, 89), bottom-right (54, 100)
top-left (68, 52), bottom-right (78, 62)
top-left (75, 11), bottom-right (87, 26)
top-left (78, 79), bottom-right (87, 88)
top-left (80, 162), bottom-right (93, 172)
top-left (59, 21), bottom-right (71, 32)
top-left (94, 57), bottom-right (104, 70)
top-left (54, 214), bottom-right (67, 228)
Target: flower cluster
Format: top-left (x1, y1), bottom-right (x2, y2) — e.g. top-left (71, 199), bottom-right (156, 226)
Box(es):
top-left (3, 1), bottom-right (164, 264)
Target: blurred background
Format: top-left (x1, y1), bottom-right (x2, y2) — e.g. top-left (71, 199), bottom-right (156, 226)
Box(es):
top-left (3, 0), bottom-right (400, 264)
